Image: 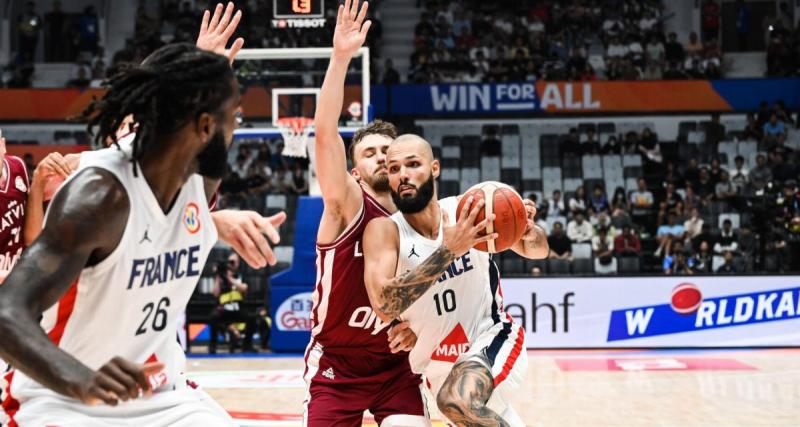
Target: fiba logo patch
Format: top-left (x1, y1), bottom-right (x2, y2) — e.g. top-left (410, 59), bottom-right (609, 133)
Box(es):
top-left (14, 176), bottom-right (26, 192)
top-left (183, 202), bottom-right (201, 234)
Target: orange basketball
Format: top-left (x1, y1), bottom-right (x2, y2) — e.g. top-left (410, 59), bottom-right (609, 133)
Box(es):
top-left (456, 181), bottom-right (528, 253)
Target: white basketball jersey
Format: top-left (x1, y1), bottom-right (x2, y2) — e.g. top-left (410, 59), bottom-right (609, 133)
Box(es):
top-left (391, 197), bottom-right (500, 375)
top-left (11, 146), bottom-right (217, 401)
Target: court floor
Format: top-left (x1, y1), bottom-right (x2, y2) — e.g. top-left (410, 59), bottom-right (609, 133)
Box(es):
top-left (188, 348), bottom-right (800, 426)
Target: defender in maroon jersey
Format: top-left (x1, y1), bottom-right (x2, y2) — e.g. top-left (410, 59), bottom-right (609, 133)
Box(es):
top-left (303, 0), bottom-right (429, 425)
top-left (0, 132), bottom-right (32, 279)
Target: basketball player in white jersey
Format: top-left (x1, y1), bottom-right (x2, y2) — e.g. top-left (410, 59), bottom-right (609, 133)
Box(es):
top-left (0, 42), bottom-right (242, 425)
top-left (363, 135), bottom-right (549, 426)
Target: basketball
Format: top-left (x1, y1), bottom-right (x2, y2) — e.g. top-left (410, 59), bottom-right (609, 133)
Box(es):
top-left (456, 181), bottom-right (528, 253)
top-left (670, 283), bottom-right (703, 315)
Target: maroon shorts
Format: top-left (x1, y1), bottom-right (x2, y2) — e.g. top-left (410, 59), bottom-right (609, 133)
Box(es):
top-left (303, 341), bottom-right (427, 426)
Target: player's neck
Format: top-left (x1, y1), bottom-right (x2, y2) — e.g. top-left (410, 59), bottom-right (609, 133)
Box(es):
top-left (138, 142), bottom-right (192, 213)
top-left (362, 183), bottom-right (397, 213)
top-left (403, 201), bottom-right (441, 240)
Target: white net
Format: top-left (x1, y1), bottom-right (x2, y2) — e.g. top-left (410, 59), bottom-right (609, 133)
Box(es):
top-left (277, 117), bottom-right (314, 158)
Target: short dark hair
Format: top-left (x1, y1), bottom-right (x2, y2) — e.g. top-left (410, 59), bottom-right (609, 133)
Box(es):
top-left (349, 119), bottom-right (397, 160)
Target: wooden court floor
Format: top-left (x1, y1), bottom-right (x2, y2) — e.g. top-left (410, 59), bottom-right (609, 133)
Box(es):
top-left (189, 348), bottom-right (800, 426)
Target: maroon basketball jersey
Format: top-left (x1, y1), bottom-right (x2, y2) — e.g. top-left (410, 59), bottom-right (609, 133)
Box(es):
top-left (311, 189), bottom-right (400, 356)
top-left (0, 155), bottom-right (29, 271)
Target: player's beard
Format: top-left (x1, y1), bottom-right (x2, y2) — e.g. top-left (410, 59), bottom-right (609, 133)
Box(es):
top-left (197, 129), bottom-right (228, 179)
top-left (370, 173), bottom-right (391, 193)
top-left (392, 173), bottom-right (435, 214)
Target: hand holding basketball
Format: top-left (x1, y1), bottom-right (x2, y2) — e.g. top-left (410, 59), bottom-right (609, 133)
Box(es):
top-left (333, 0), bottom-right (371, 59)
top-left (77, 357), bottom-right (164, 406)
top-left (442, 197), bottom-right (498, 258)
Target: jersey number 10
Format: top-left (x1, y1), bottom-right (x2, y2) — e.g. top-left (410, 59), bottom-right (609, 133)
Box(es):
top-left (433, 289), bottom-right (457, 316)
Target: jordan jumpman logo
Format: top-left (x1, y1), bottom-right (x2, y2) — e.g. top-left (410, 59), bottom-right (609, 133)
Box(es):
top-left (409, 244), bottom-right (419, 258)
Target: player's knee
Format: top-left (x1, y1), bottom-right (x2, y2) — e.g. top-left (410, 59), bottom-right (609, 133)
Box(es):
top-left (380, 414), bottom-right (431, 427)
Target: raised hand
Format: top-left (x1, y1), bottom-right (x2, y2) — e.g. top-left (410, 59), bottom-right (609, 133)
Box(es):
top-left (212, 210), bottom-right (287, 269)
top-left (442, 197), bottom-right (497, 258)
top-left (333, 0), bottom-right (372, 60)
top-left (196, 2), bottom-right (245, 65)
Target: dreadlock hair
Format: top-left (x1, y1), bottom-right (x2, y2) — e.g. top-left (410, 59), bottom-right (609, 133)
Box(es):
top-left (82, 43), bottom-right (235, 175)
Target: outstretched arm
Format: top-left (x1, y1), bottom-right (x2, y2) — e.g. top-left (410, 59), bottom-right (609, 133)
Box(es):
top-left (315, 0), bottom-right (372, 242)
top-left (363, 198), bottom-right (495, 322)
top-left (0, 169), bottom-right (161, 406)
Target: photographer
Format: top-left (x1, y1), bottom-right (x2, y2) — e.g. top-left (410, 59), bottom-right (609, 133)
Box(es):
top-left (209, 254), bottom-right (258, 354)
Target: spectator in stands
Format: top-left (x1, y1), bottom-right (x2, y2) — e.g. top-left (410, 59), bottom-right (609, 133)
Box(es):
top-left (548, 222), bottom-right (572, 260)
top-left (750, 154), bottom-right (773, 191)
top-left (289, 163), bottom-right (309, 195)
top-left (716, 170), bottom-right (740, 207)
top-left (714, 219), bottom-right (739, 254)
top-left (708, 158), bottom-right (724, 186)
top-left (567, 210), bottom-right (594, 243)
top-left (44, 1), bottom-right (66, 62)
top-left (614, 224), bottom-right (641, 257)
top-left (79, 6), bottom-right (100, 56)
top-left (771, 151), bottom-right (795, 183)
top-left (705, 113), bottom-right (726, 146)
top-left (701, 0), bottom-right (721, 42)
top-left (622, 131), bottom-right (640, 154)
top-left (17, 1), bottom-right (41, 62)
top-left (684, 207), bottom-right (704, 242)
top-left (763, 113), bottom-right (787, 145)
top-left (738, 223), bottom-right (757, 272)
top-left (731, 155), bottom-right (750, 190)
top-left (663, 161), bottom-right (684, 188)
top-left (592, 227), bottom-right (616, 274)
top-left (683, 158), bottom-right (701, 188)
top-left (664, 241), bottom-right (692, 275)
top-left (766, 217), bottom-right (791, 271)
top-left (716, 250), bottom-right (738, 274)
top-left (684, 184), bottom-right (705, 212)
top-left (592, 211), bottom-right (617, 237)
top-left (685, 32), bottom-right (704, 57)
top-left (657, 212), bottom-right (685, 245)
top-left (581, 129), bottom-right (601, 155)
top-left (665, 32), bottom-right (685, 64)
top-left (480, 127), bottom-right (501, 156)
top-left (569, 186), bottom-right (588, 217)
top-left (690, 240), bottom-right (713, 273)
top-left (662, 182), bottom-right (683, 211)
top-left (695, 168), bottom-right (715, 200)
top-left (642, 59), bottom-right (663, 80)
top-left (270, 166), bottom-right (292, 193)
top-left (630, 178), bottom-right (654, 226)
top-left (548, 189), bottom-right (565, 218)
top-left (67, 62), bottom-right (92, 89)
top-left (209, 255), bottom-right (257, 354)
top-left (645, 34), bottom-right (665, 65)
top-left (743, 112), bottom-right (763, 141)
top-left (382, 59), bottom-right (400, 84)
top-left (602, 135), bottom-right (621, 155)
top-left (611, 187), bottom-right (629, 212)
top-left (662, 61), bottom-right (685, 79)
top-left (736, 0), bottom-right (750, 51)
top-left (589, 185), bottom-right (609, 214)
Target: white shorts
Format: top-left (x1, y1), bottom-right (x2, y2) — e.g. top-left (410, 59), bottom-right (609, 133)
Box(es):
top-left (424, 320), bottom-right (528, 426)
top-left (10, 385), bottom-right (234, 427)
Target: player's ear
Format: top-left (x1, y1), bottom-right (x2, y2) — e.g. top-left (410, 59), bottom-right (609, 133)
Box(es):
top-left (431, 159), bottom-right (440, 179)
top-left (350, 167), bottom-right (361, 180)
top-left (195, 112), bottom-right (217, 145)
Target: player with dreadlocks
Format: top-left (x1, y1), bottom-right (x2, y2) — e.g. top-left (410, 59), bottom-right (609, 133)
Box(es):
top-left (0, 41), bottom-right (242, 426)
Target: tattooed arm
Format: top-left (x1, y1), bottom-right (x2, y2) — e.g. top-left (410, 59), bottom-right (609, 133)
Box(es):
top-left (0, 169), bottom-right (160, 406)
top-left (436, 359), bottom-right (510, 427)
top-left (363, 198), bottom-right (496, 322)
top-left (512, 198), bottom-right (550, 259)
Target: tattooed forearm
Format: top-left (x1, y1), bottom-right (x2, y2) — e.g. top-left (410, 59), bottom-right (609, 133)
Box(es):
top-left (436, 360), bottom-right (510, 427)
top-left (526, 225), bottom-right (547, 250)
top-left (379, 245), bottom-right (456, 318)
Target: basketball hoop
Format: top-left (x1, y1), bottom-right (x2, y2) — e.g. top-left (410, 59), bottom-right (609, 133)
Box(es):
top-left (276, 117), bottom-right (314, 158)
